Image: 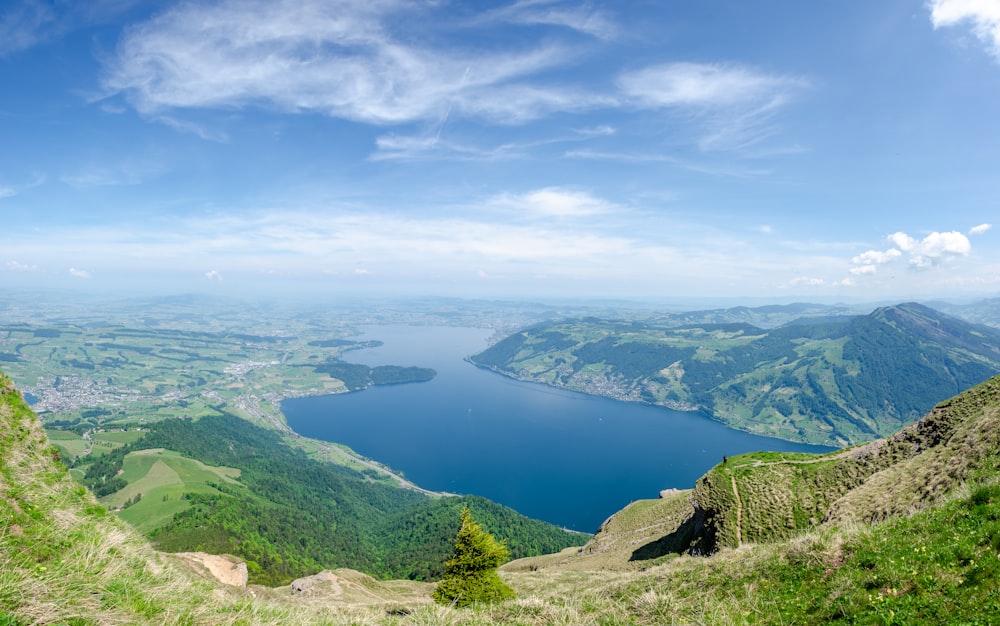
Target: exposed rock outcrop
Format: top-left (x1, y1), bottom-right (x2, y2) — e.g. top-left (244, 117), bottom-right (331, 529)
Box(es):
top-left (173, 552), bottom-right (248, 587)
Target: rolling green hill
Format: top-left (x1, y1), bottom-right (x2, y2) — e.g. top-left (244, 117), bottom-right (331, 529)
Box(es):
top-left (471, 302), bottom-right (1000, 446)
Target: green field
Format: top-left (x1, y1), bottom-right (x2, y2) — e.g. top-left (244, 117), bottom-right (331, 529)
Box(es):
top-left (105, 448), bottom-right (241, 532)
top-left (0, 321), bottom-right (379, 433)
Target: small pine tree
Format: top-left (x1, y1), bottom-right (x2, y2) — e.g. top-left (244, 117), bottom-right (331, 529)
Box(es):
top-left (433, 507), bottom-right (516, 607)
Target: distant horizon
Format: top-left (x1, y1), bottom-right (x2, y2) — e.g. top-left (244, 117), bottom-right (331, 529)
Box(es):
top-left (1, 284), bottom-right (997, 315)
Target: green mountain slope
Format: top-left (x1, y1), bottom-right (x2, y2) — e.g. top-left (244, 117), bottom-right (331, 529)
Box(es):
top-left (471, 302), bottom-right (1000, 445)
top-left (503, 374), bottom-right (1000, 624)
top-left (75, 412), bottom-right (587, 586)
top-left (0, 371), bottom-right (356, 625)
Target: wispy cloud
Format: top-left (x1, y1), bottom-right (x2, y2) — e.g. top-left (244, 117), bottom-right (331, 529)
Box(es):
top-left (490, 188), bottom-right (619, 218)
top-left (0, 173), bottom-right (45, 198)
top-left (101, 0), bottom-right (596, 126)
top-left (930, 0), bottom-right (1000, 61)
top-left (970, 223), bottom-right (992, 235)
top-left (6, 260), bottom-right (37, 272)
top-left (565, 149), bottom-right (774, 178)
top-left (68, 267), bottom-right (92, 279)
top-left (617, 62), bottom-right (808, 151)
top-left (99, 1), bottom-right (800, 160)
top-left (483, 0), bottom-right (618, 40)
top-left (0, 0), bottom-right (140, 56)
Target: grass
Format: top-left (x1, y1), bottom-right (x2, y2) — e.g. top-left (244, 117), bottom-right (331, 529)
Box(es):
top-left (106, 449), bottom-right (242, 532)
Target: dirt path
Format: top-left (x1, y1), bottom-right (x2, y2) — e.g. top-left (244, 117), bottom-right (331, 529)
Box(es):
top-left (729, 473), bottom-right (744, 547)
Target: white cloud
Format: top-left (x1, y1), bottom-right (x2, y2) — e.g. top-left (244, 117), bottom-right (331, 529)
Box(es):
top-left (759, 225), bottom-right (774, 234)
top-left (485, 0), bottom-right (618, 39)
top-left (930, 0), bottom-right (1000, 61)
top-left (101, 0), bottom-right (599, 126)
top-left (0, 174), bottom-right (45, 198)
top-left (970, 223), bottom-right (992, 235)
top-left (617, 62), bottom-right (807, 150)
top-left (889, 230), bottom-right (971, 269)
top-left (848, 264), bottom-right (879, 276)
top-left (619, 62), bottom-right (801, 109)
top-left (575, 125), bottom-right (616, 137)
top-left (204, 269), bottom-right (222, 281)
top-left (847, 229), bottom-right (973, 277)
top-left (851, 248), bottom-right (903, 266)
top-left (493, 188), bottom-right (617, 218)
top-left (6, 260), bottom-right (37, 271)
top-left (0, 0), bottom-right (141, 56)
top-left (786, 276), bottom-right (825, 287)
top-left (68, 267), bottom-right (92, 279)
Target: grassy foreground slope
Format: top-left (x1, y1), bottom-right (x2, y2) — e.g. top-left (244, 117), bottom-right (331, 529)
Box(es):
top-left (472, 302), bottom-right (1000, 446)
top-left (0, 371), bottom-right (364, 625)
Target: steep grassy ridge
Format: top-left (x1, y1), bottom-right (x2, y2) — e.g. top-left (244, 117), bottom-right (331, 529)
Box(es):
top-left (472, 303), bottom-right (1000, 445)
top-left (0, 372), bottom-right (324, 624)
top-left (511, 374), bottom-right (1000, 565)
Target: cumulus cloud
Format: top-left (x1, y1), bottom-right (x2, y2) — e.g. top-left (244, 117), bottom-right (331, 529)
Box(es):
top-left (849, 264), bottom-right (879, 276)
top-left (930, 0), bottom-right (1000, 61)
top-left (970, 223), bottom-right (992, 235)
top-left (849, 230), bottom-right (973, 276)
top-left (68, 267), bottom-right (92, 279)
top-left (851, 248), bottom-right (902, 267)
top-left (889, 230), bottom-right (971, 269)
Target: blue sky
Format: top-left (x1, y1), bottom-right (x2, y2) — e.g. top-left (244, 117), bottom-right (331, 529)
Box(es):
top-left (1, 0), bottom-right (998, 301)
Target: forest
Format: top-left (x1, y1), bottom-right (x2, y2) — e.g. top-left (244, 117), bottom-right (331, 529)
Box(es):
top-left (80, 413), bottom-right (585, 585)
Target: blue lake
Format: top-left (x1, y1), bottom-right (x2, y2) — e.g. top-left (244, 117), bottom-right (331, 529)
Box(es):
top-left (283, 325), bottom-right (832, 532)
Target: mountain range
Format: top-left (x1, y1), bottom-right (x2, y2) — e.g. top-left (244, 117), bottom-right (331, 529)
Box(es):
top-left (471, 303), bottom-right (1000, 446)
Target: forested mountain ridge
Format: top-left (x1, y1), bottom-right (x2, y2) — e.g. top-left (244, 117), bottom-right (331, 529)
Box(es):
top-left (471, 302), bottom-right (1000, 446)
top-left (73, 411), bottom-right (587, 586)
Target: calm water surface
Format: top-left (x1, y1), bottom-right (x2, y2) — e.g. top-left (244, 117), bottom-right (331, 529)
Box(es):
top-left (283, 325), bottom-right (831, 531)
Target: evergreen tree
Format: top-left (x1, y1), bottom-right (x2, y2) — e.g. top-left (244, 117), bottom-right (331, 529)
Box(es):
top-left (433, 507), bottom-right (516, 607)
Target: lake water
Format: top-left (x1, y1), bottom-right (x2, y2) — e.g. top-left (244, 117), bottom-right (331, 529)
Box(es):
top-left (283, 325), bottom-right (832, 532)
